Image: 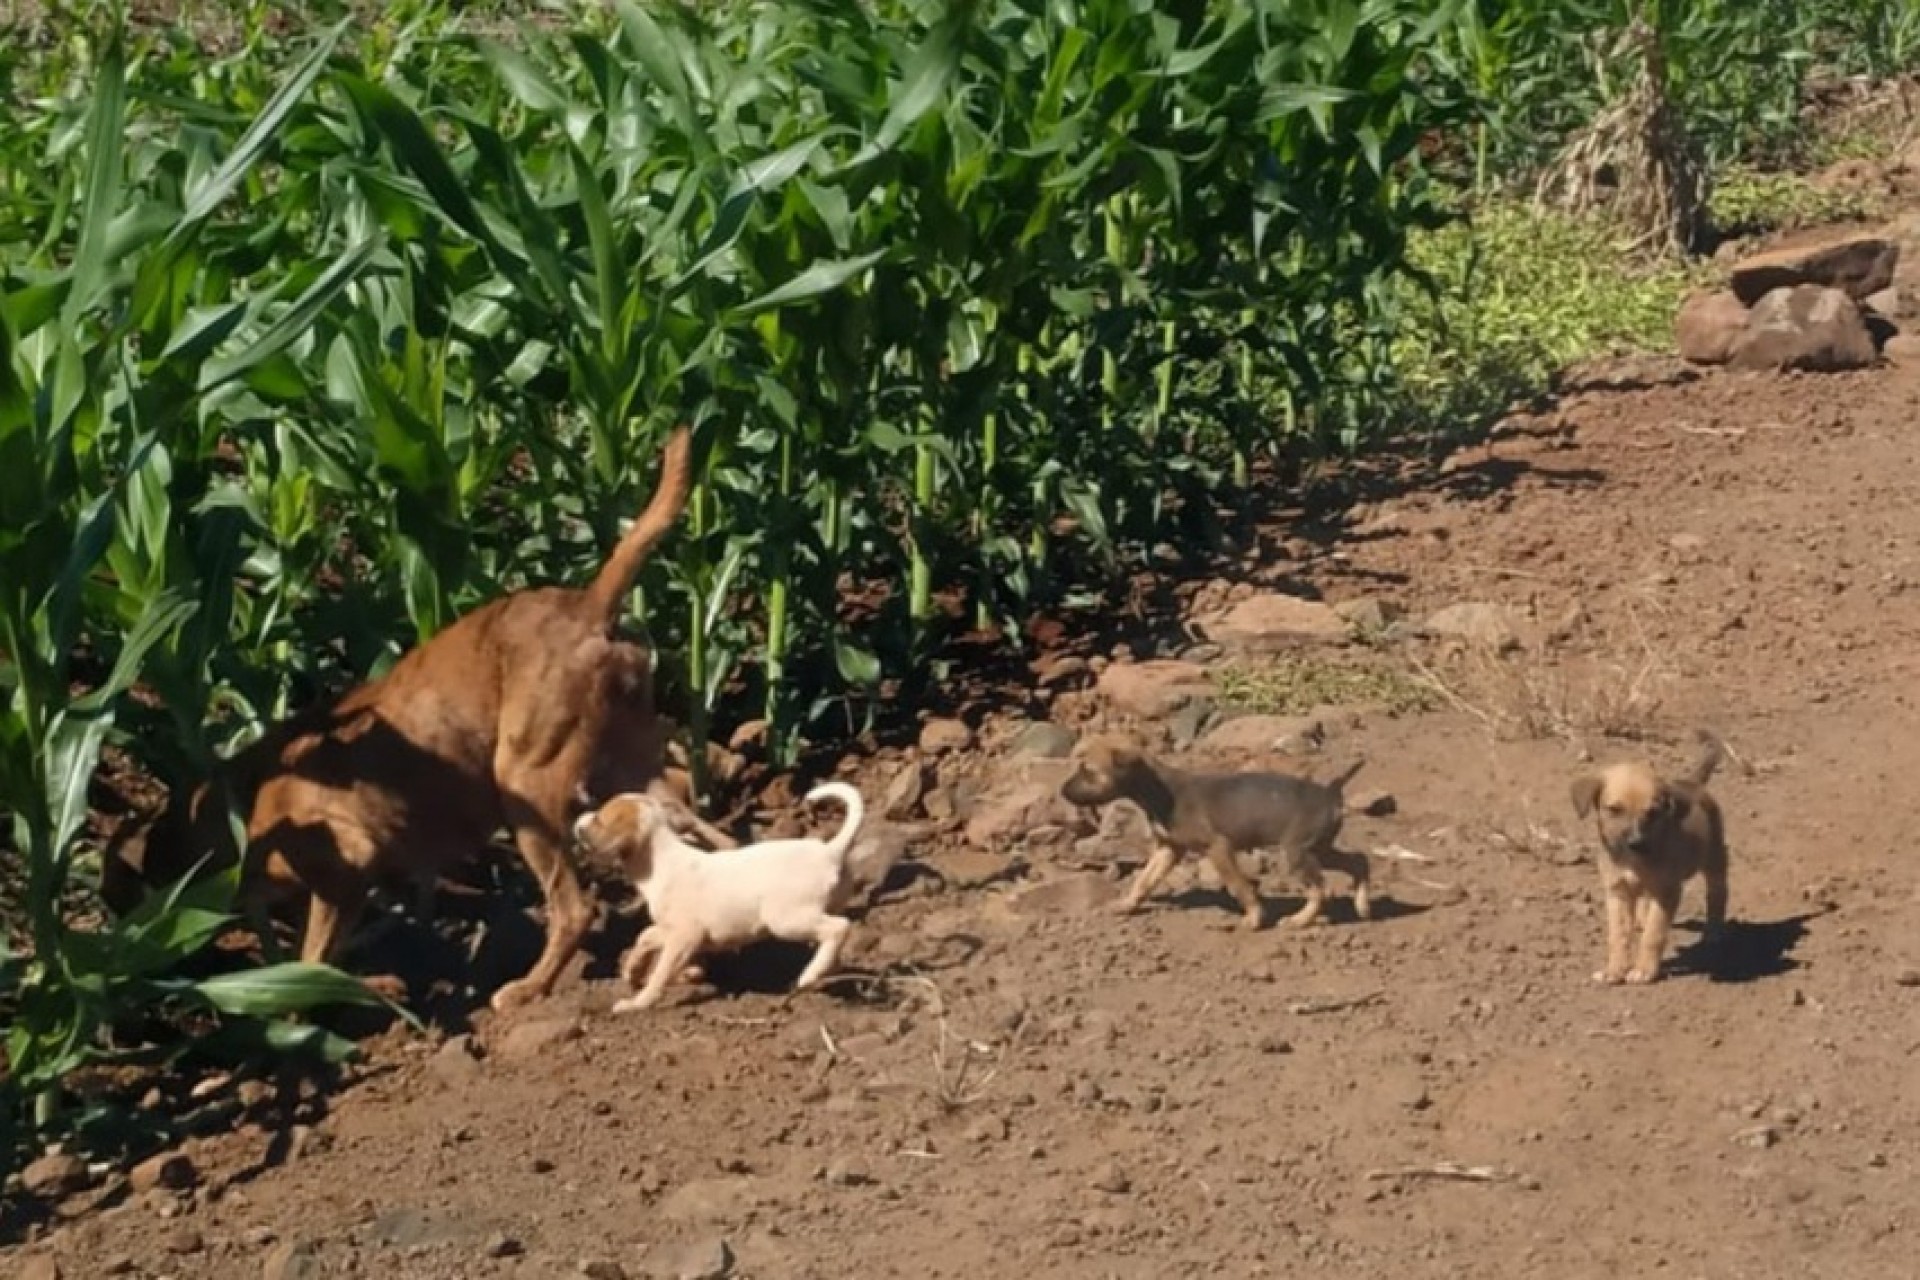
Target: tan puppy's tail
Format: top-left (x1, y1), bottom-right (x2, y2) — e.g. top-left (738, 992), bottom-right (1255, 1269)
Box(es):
top-left (583, 425), bottom-right (696, 624)
top-left (1686, 730), bottom-right (1725, 788)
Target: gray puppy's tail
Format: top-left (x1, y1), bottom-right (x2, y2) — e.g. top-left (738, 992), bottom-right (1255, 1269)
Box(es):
top-left (1321, 755), bottom-right (1367, 794)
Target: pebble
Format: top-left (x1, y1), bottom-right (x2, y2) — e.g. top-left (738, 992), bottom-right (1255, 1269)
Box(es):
top-left (484, 1233), bottom-right (524, 1259)
top-left (129, 1152), bottom-right (198, 1196)
top-left (1090, 1162), bottom-right (1131, 1194)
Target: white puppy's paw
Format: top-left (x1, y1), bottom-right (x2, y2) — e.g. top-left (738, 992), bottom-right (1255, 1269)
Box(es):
top-left (612, 991), bottom-right (662, 1015)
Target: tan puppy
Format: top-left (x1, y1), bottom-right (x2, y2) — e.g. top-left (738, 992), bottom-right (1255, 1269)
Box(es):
top-left (1060, 735), bottom-right (1371, 929)
top-left (574, 782), bottom-right (882, 1013)
top-left (1571, 731), bottom-right (1730, 985)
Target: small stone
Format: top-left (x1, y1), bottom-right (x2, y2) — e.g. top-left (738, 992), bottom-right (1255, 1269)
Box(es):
top-left (1894, 968), bottom-right (1920, 987)
top-left (823, 1158), bottom-right (871, 1187)
top-left (880, 761), bottom-right (926, 820)
top-left (1332, 598), bottom-right (1404, 635)
top-left (579, 1261), bottom-right (629, 1280)
top-left (918, 718), bottom-right (973, 754)
top-left (1735, 1126), bottom-right (1779, 1150)
top-left (495, 1016), bottom-right (582, 1063)
top-left (16, 1256), bottom-right (60, 1280)
top-left (1345, 788), bottom-right (1396, 817)
top-left (967, 1114), bottom-right (1010, 1144)
top-left (484, 1232), bottom-right (524, 1259)
top-left (1423, 601), bottom-right (1523, 652)
top-left (165, 1226), bottom-right (205, 1255)
top-left (21, 1154), bottom-right (90, 1199)
top-left (431, 1034), bottom-right (485, 1084)
top-left (129, 1152), bottom-right (198, 1196)
top-left (1011, 722), bottom-right (1078, 759)
top-left (1197, 714), bottom-right (1324, 757)
top-left (668, 1236), bottom-right (734, 1280)
top-left (101, 1258), bottom-right (135, 1277)
top-left (242, 1227), bottom-right (279, 1247)
top-left (1674, 288), bottom-right (1749, 365)
top-left (1669, 533), bottom-right (1706, 553)
top-left (1090, 1162), bottom-right (1131, 1194)
top-left (1095, 660), bottom-right (1214, 719)
top-left (1164, 699), bottom-right (1214, 749)
top-left (1258, 1035), bottom-right (1294, 1055)
top-left (1728, 284), bottom-right (1876, 373)
top-left (261, 1239), bottom-right (323, 1280)
top-left (1200, 592), bottom-right (1351, 655)
top-left (531, 1157), bottom-right (556, 1174)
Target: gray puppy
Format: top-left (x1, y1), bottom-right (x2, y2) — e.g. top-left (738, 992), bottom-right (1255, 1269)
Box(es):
top-left (1061, 736), bottom-right (1372, 929)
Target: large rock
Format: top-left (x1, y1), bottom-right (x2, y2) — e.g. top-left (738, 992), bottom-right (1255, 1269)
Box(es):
top-left (1197, 592), bottom-right (1349, 654)
top-left (1095, 660), bottom-right (1213, 719)
top-left (1422, 601), bottom-right (1523, 652)
top-left (1729, 235), bottom-right (1897, 306)
top-left (1674, 288), bottom-right (1749, 365)
top-left (1197, 714), bottom-right (1325, 757)
top-left (1727, 285), bottom-right (1877, 373)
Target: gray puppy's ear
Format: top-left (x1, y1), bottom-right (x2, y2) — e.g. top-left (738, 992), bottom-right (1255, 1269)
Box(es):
top-left (1569, 775), bottom-right (1603, 819)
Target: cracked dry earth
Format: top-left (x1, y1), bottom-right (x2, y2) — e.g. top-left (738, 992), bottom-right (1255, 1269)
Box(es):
top-left (14, 348), bottom-right (1920, 1279)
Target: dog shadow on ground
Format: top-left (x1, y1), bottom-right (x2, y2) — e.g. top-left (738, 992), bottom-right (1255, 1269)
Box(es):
top-left (1672, 912), bottom-right (1814, 984)
top-left (1162, 886), bottom-right (1432, 927)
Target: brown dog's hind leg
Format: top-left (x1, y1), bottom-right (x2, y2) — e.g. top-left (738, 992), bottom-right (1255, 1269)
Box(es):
top-left (1202, 840), bottom-right (1266, 930)
top-left (491, 759), bottom-right (596, 1013)
top-left (1115, 844), bottom-right (1180, 915)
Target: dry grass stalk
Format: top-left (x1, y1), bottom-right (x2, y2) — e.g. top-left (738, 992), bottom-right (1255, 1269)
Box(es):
top-left (1533, 19), bottom-right (1710, 257)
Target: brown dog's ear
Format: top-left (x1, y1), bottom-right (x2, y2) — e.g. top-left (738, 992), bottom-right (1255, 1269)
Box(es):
top-left (1570, 775), bottom-right (1602, 818)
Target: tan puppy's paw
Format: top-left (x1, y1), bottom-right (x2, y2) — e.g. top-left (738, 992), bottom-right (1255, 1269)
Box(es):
top-left (1241, 906), bottom-right (1268, 931)
top-left (1352, 888), bottom-right (1374, 921)
top-left (1110, 896), bottom-right (1143, 917)
top-left (1623, 965), bottom-right (1662, 985)
top-left (1593, 967), bottom-right (1627, 986)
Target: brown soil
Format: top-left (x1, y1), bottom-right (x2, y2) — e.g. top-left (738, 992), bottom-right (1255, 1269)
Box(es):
top-left (15, 236), bottom-right (1920, 1280)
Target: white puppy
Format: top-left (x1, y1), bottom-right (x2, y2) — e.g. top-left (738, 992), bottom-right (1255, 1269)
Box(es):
top-left (573, 782), bottom-right (874, 1013)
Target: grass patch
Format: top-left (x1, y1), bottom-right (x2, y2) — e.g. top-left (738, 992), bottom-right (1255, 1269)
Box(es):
top-left (1391, 200), bottom-right (1707, 436)
top-left (1214, 657), bottom-right (1439, 718)
top-left (1709, 163), bottom-right (1885, 235)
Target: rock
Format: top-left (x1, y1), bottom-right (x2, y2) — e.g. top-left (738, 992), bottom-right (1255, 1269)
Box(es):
top-left (431, 1034), bottom-right (485, 1085)
top-left (879, 760), bottom-right (926, 820)
top-left (964, 782), bottom-right (1064, 852)
top-left (128, 1151), bottom-right (198, 1196)
top-left (262, 1240), bottom-right (324, 1280)
top-left (1197, 714), bottom-right (1324, 757)
top-left (21, 1153), bottom-right (90, 1199)
top-left (661, 1237), bottom-right (734, 1280)
top-left (164, 1226), bottom-right (205, 1255)
top-left (1090, 1162), bottom-right (1131, 1194)
top-left (1728, 285), bottom-right (1877, 373)
top-left (485, 1233), bottom-right (524, 1259)
top-left (16, 1256), bottom-right (60, 1280)
top-left (967, 1114), bottom-right (1011, 1144)
top-left (661, 1177), bottom-right (755, 1224)
top-left (1010, 722), bottom-right (1077, 759)
top-left (1095, 660), bottom-right (1213, 719)
top-left (1894, 967), bottom-right (1920, 987)
top-left (1200, 593), bottom-right (1350, 655)
top-left (1730, 234), bottom-right (1897, 306)
top-left (579, 1261), bottom-right (630, 1280)
top-left (1423, 602), bottom-right (1523, 652)
top-left (1886, 332), bottom-right (1920, 364)
top-left (1012, 874), bottom-right (1121, 917)
top-left (1864, 285), bottom-right (1906, 319)
top-left (1346, 788), bottom-right (1396, 817)
top-left (918, 718), bottom-right (973, 754)
top-left (495, 1015), bottom-right (582, 1063)
top-left (1332, 598), bottom-right (1404, 635)
top-left (823, 1157), bottom-right (872, 1187)
top-left (1674, 288), bottom-right (1749, 365)
top-left (1164, 700), bottom-right (1214, 750)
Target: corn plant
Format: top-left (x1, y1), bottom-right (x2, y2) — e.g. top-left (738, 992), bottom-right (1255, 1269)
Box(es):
top-left (0, 20), bottom-right (406, 1165)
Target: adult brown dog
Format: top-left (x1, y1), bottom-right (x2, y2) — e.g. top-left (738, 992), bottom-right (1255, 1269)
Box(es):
top-left (1570, 730), bottom-right (1731, 986)
top-left (1060, 736), bottom-right (1373, 929)
top-left (105, 427), bottom-right (705, 1013)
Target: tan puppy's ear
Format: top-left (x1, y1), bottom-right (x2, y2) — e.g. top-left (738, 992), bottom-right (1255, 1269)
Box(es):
top-left (1570, 775), bottom-right (1603, 818)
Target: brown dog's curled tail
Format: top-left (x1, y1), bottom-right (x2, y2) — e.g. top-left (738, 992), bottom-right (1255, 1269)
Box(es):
top-left (584, 425), bottom-right (696, 624)
top-left (1686, 729), bottom-right (1725, 788)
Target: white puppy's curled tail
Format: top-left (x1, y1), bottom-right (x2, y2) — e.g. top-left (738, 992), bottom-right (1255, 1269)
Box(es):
top-left (804, 781), bottom-right (867, 867)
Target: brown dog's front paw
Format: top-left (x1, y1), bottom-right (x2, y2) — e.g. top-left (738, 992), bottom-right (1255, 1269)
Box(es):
top-left (489, 979), bottom-right (542, 1015)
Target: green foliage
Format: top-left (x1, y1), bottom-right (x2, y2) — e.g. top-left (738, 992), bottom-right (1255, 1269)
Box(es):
top-left (1710, 163), bottom-right (1884, 234)
top-left (1444, 0), bottom-right (1920, 184)
top-left (1391, 200), bottom-right (1703, 433)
